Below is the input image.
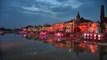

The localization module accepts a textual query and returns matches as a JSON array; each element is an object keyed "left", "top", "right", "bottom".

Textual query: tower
[
  {"left": 76, "top": 12, "right": 81, "bottom": 24},
  {"left": 76, "top": 12, "right": 80, "bottom": 20},
  {"left": 100, "top": 5, "right": 105, "bottom": 23}
]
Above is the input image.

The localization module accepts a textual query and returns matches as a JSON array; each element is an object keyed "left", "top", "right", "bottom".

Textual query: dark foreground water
[{"left": 0, "top": 34, "right": 107, "bottom": 60}]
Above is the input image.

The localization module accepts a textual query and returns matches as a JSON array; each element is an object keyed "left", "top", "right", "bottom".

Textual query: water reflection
[
  {"left": 0, "top": 33, "right": 107, "bottom": 60},
  {"left": 19, "top": 33, "right": 107, "bottom": 60}
]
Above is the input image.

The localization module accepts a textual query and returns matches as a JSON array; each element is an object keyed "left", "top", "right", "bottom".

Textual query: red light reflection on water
[
  {"left": 79, "top": 43, "right": 87, "bottom": 50},
  {"left": 89, "top": 44, "right": 96, "bottom": 54}
]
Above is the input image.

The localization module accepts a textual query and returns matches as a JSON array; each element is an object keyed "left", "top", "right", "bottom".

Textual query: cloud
[
  {"left": 62, "top": 0, "right": 82, "bottom": 8},
  {"left": 57, "top": 0, "right": 67, "bottom": 2},
  {"left": 8, "top": 0, "right": 83, "bottom": 17},
  {"left": 22, "top": 5, "right": 39, "bottom": 11},
  {"left": 20, "top": 0, "right": 82, "bottom": 18},
  {"left": 36, "top": 0, "right": 82, "bottom": 8},
  {"left": 36, "top": 0, "right": 61, "bottom": 5},
  {"left": 1, "top": 0, "right": 107, "bottom": 28},
  {"left": 21, "top": 5, "right": 56, "bottom": 15}
]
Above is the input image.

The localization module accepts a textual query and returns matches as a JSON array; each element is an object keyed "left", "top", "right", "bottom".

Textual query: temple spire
[
  {"left": 76, "top": 12, "right": 80, "bottom": 20},
  {"left": 76, "top": 12, "right": 80, "bottom": 19}
]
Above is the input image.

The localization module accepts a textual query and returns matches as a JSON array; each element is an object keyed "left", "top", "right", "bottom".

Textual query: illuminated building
[
  {"left": 88, "top": 23, "right": 101, "bottom": 33},
  {"left": 52, "top": 23, "right": 65, "bottom": 32},
  {"left": 47, "top": 27, "right": 54, "bottom": 32},
  {"left": 65, "top": 22, "right": 74, "bottom": 33},
  {"left": 78, "top": 22, "right": 91, "bottom": 32},
  {"left": 73, "top": 12, "right": 92, "bottom": 33}
]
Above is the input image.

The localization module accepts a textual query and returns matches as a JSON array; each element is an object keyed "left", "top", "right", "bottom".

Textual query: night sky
[{"left": 0, "top": 0, "right": 107, "bottom": 28}]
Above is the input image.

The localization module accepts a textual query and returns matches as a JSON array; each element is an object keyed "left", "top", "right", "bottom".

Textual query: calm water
[{"left": 0, "top": 34, "right": 107, "bottom": 60}]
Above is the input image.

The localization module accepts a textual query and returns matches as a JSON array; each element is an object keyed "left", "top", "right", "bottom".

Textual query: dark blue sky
[{"left": 0, "top": 0, "right": 107, "bottom": 28}]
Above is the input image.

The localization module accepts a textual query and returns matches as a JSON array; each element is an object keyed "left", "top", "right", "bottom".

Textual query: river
[{"left": 0, "top": 34, "right": 107, "bottom": 60}]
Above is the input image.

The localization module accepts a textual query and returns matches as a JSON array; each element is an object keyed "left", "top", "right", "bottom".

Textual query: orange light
[
  {"left": 89, "top": 44, "right": 96, "bottom": 54},
  {"left": 94, "top": 34, "right": 96, "bottom": 37},
  {"left": 79, "top": 43, "right": 87, "bottom": 50}
]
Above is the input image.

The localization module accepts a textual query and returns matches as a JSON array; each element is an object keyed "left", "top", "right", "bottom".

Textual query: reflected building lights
[
  {"left": 84, "top": 33, "right": 87, "bottom": 36},
  {"left": 84, "top": 36, "right": 86, "bottom": 39},
  {"left": 94, "top": 34, "right": 96, "bottom": 37},
  {"left": 94, "top": 37, "right": 96, "bottom": 40},
  {"left": 98, "top": 38, "right": 101, "bottom": 40},
  {"left": 19, "top": 31, "right": 107, "bottom": 56},
  {"left": 98, "top": 34, "right": 101, "bottom": 37},
  {"left": 90, "top": 37, "right": 93, "bottom": 39},
  {"left": 90, "top": 33, "right": 93, "bottom": 36},
  {"left": 58, "top": 38, "right": 61, "bottom": 42},
  {"left": 87, "top": 33, "right": 89, "bottom": 36},
  {"left": 87, "top": 37, "right": 89, "bottom": 39}
]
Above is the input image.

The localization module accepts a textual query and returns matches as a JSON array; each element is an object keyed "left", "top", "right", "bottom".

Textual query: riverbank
[{"left": 0, "top": 28, "right": 19, "bottom": 35}]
